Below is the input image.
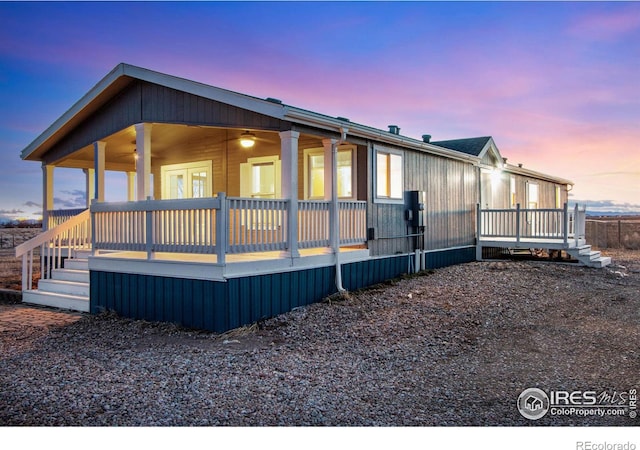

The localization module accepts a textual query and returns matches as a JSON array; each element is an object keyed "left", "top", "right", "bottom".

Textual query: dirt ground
[{"left": 0, "top": 248, "right": 638, "bottom": 426}]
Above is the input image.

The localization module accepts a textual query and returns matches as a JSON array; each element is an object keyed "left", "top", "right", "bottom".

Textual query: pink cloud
[{"left": 567, "top": 5, "right": 640, "bottom": 41}]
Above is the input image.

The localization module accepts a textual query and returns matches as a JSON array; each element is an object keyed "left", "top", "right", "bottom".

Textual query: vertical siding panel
[
  {"left": 183, "top": 279, "right": 195, "bottom": 328},
  {"left": 280, "top": 272, "right": 291, "bottom": 314},
  {"left": 189, "top": 279, "right": 202, "bottom": 330},
  {"left": 228, "top": 279, "right": 240, "bottom": 330},
  {"left": 251, "top": 276, "right": 263, "bottom": 321}
]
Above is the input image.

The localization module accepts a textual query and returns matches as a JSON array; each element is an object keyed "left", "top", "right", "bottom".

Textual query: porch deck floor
[
  {"left": 478, "top": 237, "right": 581, "bottom": 249},
  {"left": 94, "top": 246, "right": 364, "bottom": 265}
]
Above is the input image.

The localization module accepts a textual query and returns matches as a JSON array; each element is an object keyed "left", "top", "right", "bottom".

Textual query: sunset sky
[{"left": 1, "top": 1, "right": 638, "bottom": 221}]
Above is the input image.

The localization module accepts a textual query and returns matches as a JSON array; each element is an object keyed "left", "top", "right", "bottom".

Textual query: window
[
  {"left": 510, "top": 176, "right": 517, "bottom": 208},
  {"left": 161, "top": 161, "right": 212, "bottom": 200},
  {"left": 240, "top": 156, "right": 281, "bottom": 199},
  {"left": 375, "top": 148, "right": 403, "bottom": 201},
  {"left": 303, "top": 147, "right": 355, "bottom": 199},
  {"left": 527, "top": 183, "right": 539, "bottom": 209},
  {"left": 555, "top": 185, "right": 562, "bottom": 209}
]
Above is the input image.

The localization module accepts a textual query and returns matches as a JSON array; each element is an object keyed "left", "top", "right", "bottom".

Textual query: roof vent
[
  {"left": 337, "top": 117, "right": 350, "bottom": 122},
  {"left": 518, "top": 163, "right": 523, "bottom": 168},
  {"left": 265, "top": 97, "right": 283, "bottom": 104},
  {"left": 388, "top": 125, "right": 400, "bottom": 135},
  {"left": 422, "top": 134, "right": 431, "bottom": 143}
]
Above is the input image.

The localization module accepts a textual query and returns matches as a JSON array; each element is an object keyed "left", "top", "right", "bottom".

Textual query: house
[
  {"left": 525, "top": 395, "right": 544, "bottom": 412},
  {"left": 15, "top": 63, "right": 610, "bottom": 333}
]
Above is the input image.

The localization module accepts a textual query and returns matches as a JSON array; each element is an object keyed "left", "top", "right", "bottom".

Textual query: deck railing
[
  {"left": 46, "top": 208, "right": 87, "bottom": 230},
  {"left": 477, "top": 203, "right": 586, "bottom": 246},
  {"left": 15, "top": 209, "right": 91, "bottom": 291},
  {"left": 90, "top": 194, "right": 367, "bottom": 263},
  {"left": 227, "top": 197, "right": 288, "bottom": 253},
  {"left": 338, "top": 200, "right": 368, "bottom": 245},
  {"left": 92, "top": 197, "right": 224, "bottom": 260}
]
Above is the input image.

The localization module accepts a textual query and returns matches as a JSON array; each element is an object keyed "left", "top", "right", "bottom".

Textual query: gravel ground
[{"left": 1, "top": 250, "right": 638, "bottom": 426}]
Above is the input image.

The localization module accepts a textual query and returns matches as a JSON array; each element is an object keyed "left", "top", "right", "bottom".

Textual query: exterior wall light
[{"left": 240, "top": 131, "right": 256, "bottom": 148}]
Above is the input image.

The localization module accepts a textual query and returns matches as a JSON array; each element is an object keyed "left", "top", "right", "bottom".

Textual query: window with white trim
[
  {"left": 161, "top": 161, "right": 212, "bottom": 200},
  {"left": 240, "top": 155, "right": 281, "bottom": 199},
  {"left": 375, "top": 148, "right": 403, "bottom": 201},
  {"left": 510, "top": 176, "right": 517, "bottom": 208},
  {"left": 303, "top": 147, "right": 356, "bottom": 199}
]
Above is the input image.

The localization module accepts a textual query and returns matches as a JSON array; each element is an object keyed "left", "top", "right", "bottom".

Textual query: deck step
[
  {"left": 63, "top": 258, "right": 89, "bottom": 270},
  {"left": 38, "top": 279, "right": 89, "bottom": 297},
  {"left": 51, "top": 268, "right": 90, "bottom": 283},
  {"left": 590, "top": 256, "right": 612, "bottom": 269},
  {"left": 566, "top": 246, "right": 611, "bottom": 268},
  {"left": 22, "top": 290, "right": 89, "bottom": 313},
  {"left": 74, "top": 250, "right": 92, "bottom": 259}
]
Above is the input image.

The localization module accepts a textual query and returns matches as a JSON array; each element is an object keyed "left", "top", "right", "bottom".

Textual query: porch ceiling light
[{"left": 240, "top": 131, "right": 256, "bottom": 148}]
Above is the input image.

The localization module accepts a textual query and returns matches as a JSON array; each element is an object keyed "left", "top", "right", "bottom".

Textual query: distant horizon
[{"left": 1, "top": 2, "right": 638, "bottom": 221}]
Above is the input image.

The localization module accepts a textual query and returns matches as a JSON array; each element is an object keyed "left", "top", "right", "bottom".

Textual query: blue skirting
[{"left": 91, "top": 247, "right": 474, "bottom": 332}]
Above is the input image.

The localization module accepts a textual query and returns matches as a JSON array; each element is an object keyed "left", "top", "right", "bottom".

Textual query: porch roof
[{"left": 20, "top": 63, "right": 481, "bottom": 165}]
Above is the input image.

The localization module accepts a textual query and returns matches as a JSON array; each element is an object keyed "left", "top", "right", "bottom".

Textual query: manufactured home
[{"left": 16, "top": 64, "right": 609, "bottom": 332}]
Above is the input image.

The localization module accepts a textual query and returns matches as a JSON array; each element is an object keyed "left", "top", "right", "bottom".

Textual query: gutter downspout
[{"left": 332, "top": 126, "right": 348, "bottom": 293}]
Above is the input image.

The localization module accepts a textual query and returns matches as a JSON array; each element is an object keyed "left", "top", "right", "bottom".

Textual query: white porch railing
[
  {"left": 338, "top": 201, "right": 367, "bottom": 245},
  {"left": 46, "top": 208, "right": 87, "bottom": 229},
  {"left": 91, "top": 194, "right": 367, "bottom": 262},
  {"left": 92, "top": 197, "right": 225, "bottom": 261},
  {"left": 477, "top": 203, "right": 586, "bottom": 246},
  {"left": 297, "top": 200, "right": 367, "bottom": 248},
  {"left": 15, "top": 209, "right": 91, "bottom": 291},
  {"left": 227, "top": 197, "right": 288, "bottom": 253}
]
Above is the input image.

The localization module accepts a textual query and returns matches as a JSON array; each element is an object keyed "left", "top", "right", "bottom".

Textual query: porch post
[
  {"left": 322, "top": 138, "right": 338, "bottom": 249},
  {"left": 279, "top": 130, "right": 300, "bottom": 258},
  {"left": 42, "top": 163, "right": 54, "bottom": 230},
  {"left": 94, "top": 141, "right": 106, "bottom": 202},
  {"left": 83, "top": 168, "right": 95, "bottom": 208},
  {"left": 476, "top": 203, "right": 482, "bottom": 261},
  {"left": 126, "top": 172, "right": 136, "bottom": 202},
  {"left": 135, "top": 123, "right": 152, "bottom": 201}
]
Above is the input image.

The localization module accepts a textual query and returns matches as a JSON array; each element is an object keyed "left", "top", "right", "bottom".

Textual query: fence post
[
  {"left": 215, "top": 192, "right": 227, "bottom": 266},
  {"left": 515, "top": 203, "right": 521, "bottom": 245},
  {"left": 573, "top": 203, "right": 579, "bottom": 246},
  {"left": 563, "top": 202, "right": 569, "bottom": 246},
  {"left": 475, "top": 204, "right": 482, "bottom": 260}
]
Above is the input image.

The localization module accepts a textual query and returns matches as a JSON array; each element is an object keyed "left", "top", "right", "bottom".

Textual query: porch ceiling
[{"left": 55, "top": 124, "right": 323, "bottom": 171}]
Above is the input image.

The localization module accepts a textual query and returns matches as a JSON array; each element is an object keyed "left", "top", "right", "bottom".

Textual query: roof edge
[
  {"left": 505, "top": 163, "right": 574, "bottom": 186},
  {"left": 284, "top": 107, "right": 481, "bottom": 164},
  {"left": 20, "top": 63, "right": 287, "bottom": 161},
  {"left": 20, "top": 63, "right": 128, "bottom": 160}
]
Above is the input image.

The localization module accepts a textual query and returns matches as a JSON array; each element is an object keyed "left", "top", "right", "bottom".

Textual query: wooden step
[
  {"left": 64, "top": 258, "right": 89, "bottom": 270},
  {"left": 38, "top": 279, "right": 89, "bottom": 297},
  {"left": 22, "top": 290, "right": 89, "bottom": 313},
  {"left": 590, "top": 256, "right": 612, "bottom": 268},
  {"left": 51, "top": 268, "right": 90, "bottom": 283}
]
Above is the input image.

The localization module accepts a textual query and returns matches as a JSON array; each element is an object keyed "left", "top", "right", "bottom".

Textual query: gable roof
[
  {"left": 430, "top": 136, "right": 493, "bottom": 157},
  {"left": 20, "top": 63, "right": 480, "bottom": 164}
]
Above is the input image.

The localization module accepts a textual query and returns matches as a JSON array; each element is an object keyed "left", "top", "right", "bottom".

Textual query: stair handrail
[
  {"left": 15, "top": 209, "right": 90, "bottom": 258},
  {"left": 16, "top": 209, "right": 90, "bottom": 291}
]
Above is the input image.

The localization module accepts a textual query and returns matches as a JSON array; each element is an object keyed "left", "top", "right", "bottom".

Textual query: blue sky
[{"left": 1, "top": 1, "right": 639, "bottom": 221}]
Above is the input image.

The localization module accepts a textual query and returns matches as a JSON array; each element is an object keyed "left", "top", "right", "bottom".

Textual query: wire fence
[
  {"left": 0, "top": 228, "right": 42, "bottom": 250},
  {"left": 585, "top": 220, "right": 640, "bottom": 250}
]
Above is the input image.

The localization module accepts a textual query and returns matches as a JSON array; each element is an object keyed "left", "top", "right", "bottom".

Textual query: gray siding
[{"left": 367, "top": 146, "right": 478, "bottom": 256}]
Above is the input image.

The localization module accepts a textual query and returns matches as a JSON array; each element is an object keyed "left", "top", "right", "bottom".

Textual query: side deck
[{"left": 477, "top": 203, "right": 587, "bottom": 251}]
